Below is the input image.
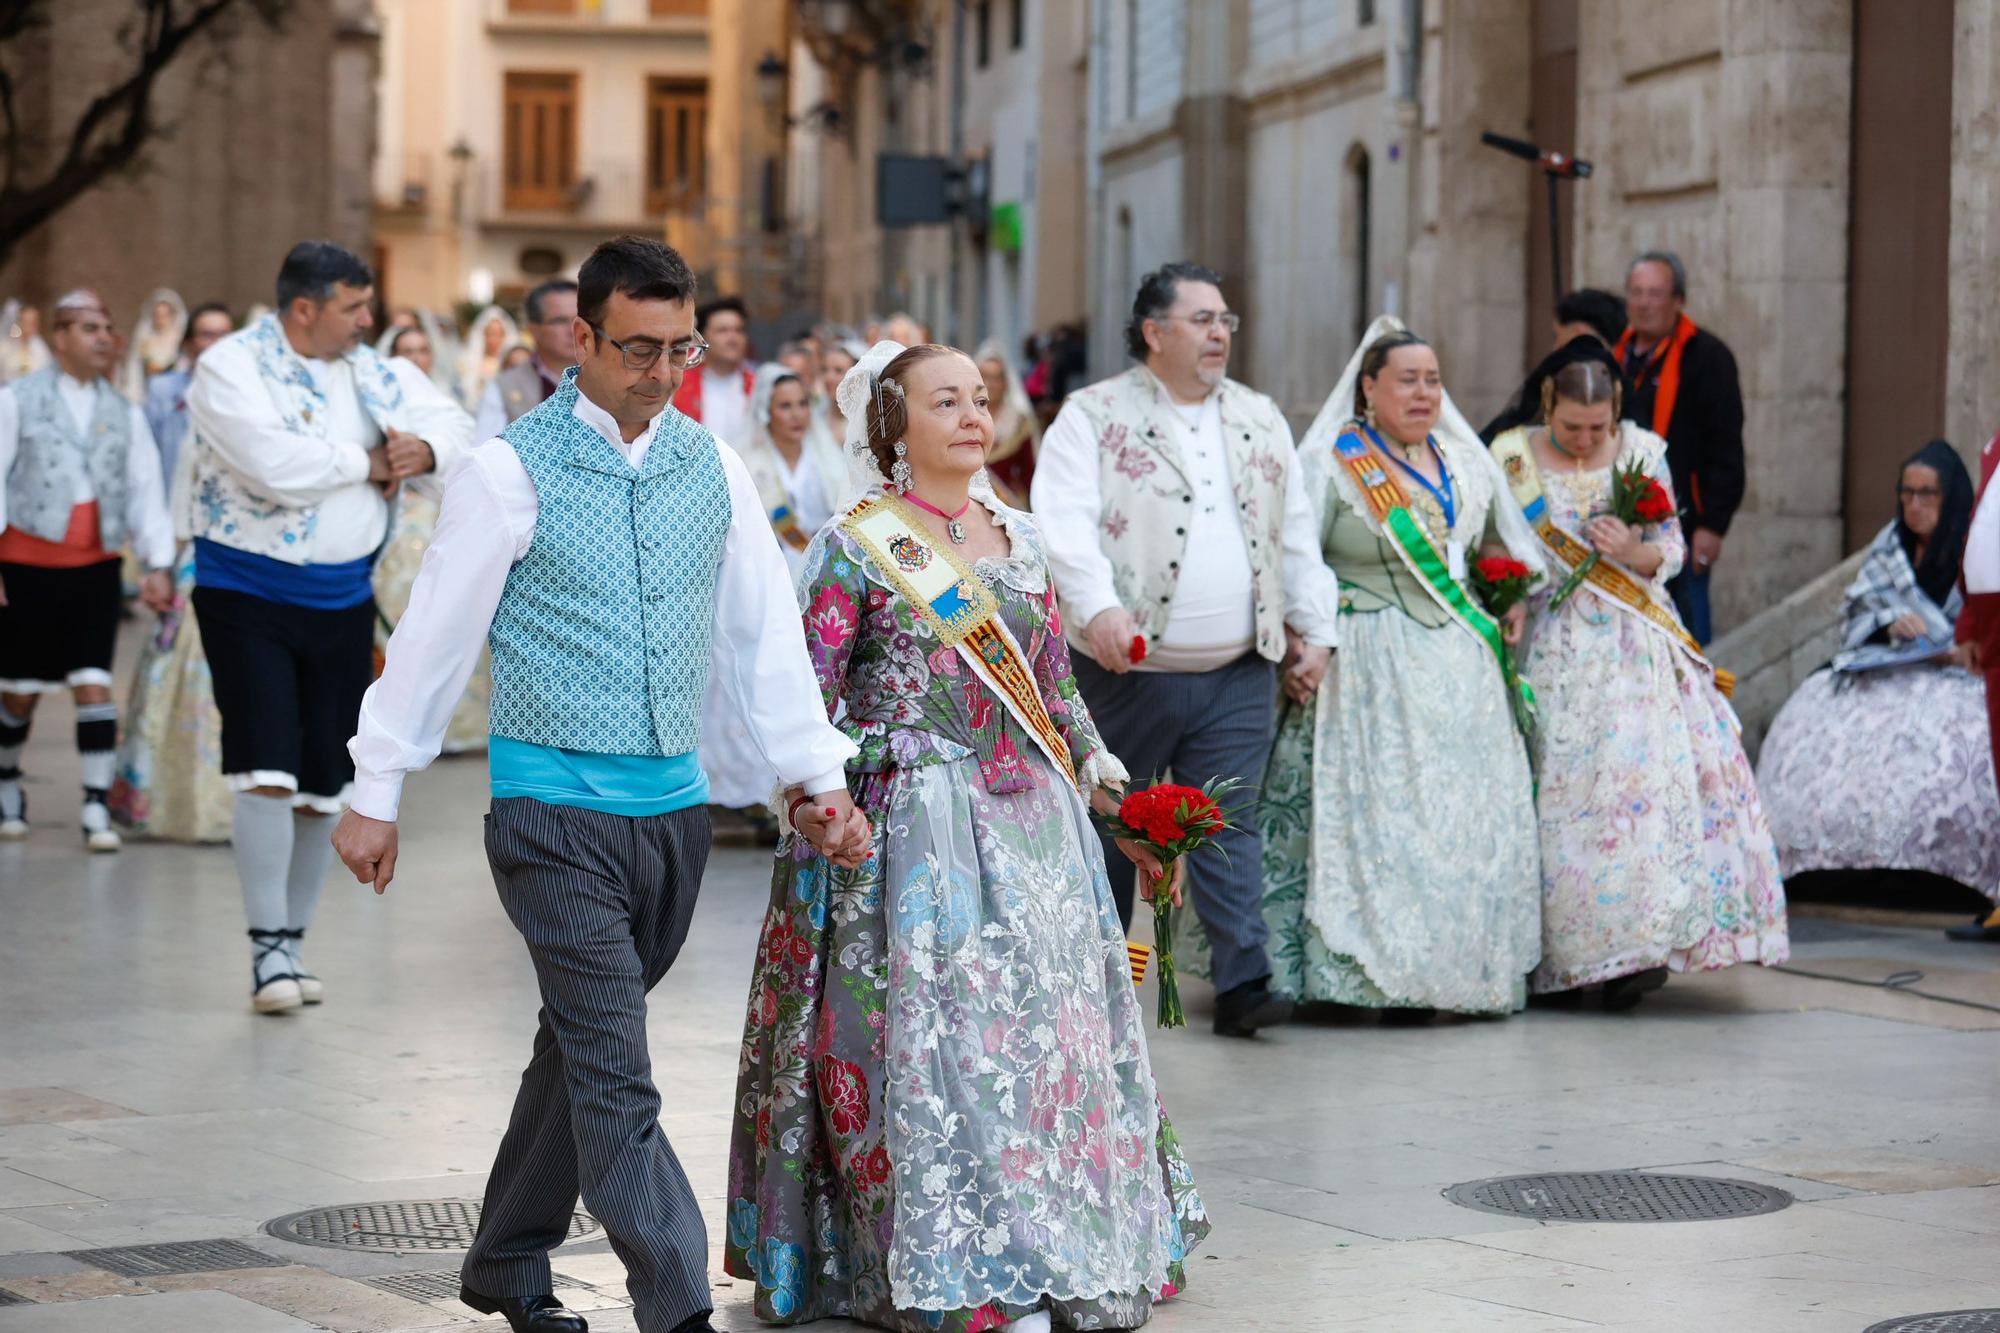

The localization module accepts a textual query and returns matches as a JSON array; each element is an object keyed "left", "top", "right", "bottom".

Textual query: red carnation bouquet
[
  {"left": 1468, "top": 554, "right": 1539, "bottom": 740},
  {"left": 1097, "top": 776, "right": 1245, "bottom": 1029},
  {"left": 1549, "top": 459, "right": 1676, "bottom": 612}
]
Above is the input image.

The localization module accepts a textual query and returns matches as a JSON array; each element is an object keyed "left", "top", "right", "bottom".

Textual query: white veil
[
  {"left": 1299, "top": 314, "right": 1546, "bottom": 576},
  {"left": 830, "top": 339, "right": 1003, "bottom": 514},
  {"left": 121, "top": 288, "right": 188, "bottom": 400}
]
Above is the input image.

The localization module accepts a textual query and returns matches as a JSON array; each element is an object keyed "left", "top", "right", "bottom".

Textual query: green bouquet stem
[
  {"left": 1546, "top": 551, "right": 1599, "bottom": 613},
  {"left": 1152, "top": 874, "right": 1186, "bottom": 1030}
]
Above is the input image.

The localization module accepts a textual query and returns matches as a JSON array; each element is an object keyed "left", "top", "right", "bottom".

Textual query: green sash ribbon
[{"left": 1381, "top": 506, "right": 1538, "bottom": 740}]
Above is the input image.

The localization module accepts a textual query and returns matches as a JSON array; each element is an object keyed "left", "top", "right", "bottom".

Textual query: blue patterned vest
[
  {"left": 487, "top": 371, "right": 732, "bottom": 756},
  {"left": 7, "top": 368, "right": 130, "bottom": 548}
]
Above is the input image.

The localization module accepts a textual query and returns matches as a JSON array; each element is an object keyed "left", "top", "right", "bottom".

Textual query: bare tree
[{"left": 0, "top": 0, "right": 292, "bottom": 273}]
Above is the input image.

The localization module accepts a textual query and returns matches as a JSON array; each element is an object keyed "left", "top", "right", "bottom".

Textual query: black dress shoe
[
  {"left": 1378, "top": 1005, "right": 1436, "bottom": 1026},
  {"left": 459, "top": 1285, "right": 589, "bottom": 1331},
  {"left": 1602, "top": 966, "right": 1669, "bottom": 1011},
  {"left": 1946, "top": 912, "right": 2000, "bottom": 942},
  {"left": 1212, "top": 979, "right": 1295, "bottom": 1037},
  {"left": 667, "top": 1313, "right": 719, "bottom": 1333}
]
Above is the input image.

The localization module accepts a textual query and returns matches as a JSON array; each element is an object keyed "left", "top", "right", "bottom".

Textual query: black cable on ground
[{"left": 1772, "top": 964, "right": 2000, "bottom": 1016}]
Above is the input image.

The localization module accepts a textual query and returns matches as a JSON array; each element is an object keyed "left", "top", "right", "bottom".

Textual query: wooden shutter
[
  {"left": 504, "top": 71, "right": 578, "bottom": 211},
  {"left": 646, "top": 77, "right": 707, "bottom": 215}
]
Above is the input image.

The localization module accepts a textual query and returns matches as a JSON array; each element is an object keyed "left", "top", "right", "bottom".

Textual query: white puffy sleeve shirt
[{"left": 347, "top": 392, "right": 857, "bottom": 821}]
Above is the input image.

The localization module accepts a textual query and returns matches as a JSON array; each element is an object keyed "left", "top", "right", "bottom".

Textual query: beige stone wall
[
  {"left": 1571, "top": 0, "right": 1852, "bottom": 638},
  {"left": 0, "top": 1, "right": 374, "bottom": 322},
  {"left": 1403, "top": 0, "right": 1533, "bottom": 429},
  {"left": 1946, "top": 0, "right": 2000, "bottom": 460}
]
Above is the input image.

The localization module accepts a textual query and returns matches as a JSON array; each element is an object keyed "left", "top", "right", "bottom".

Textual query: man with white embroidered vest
[
  {"left": 0, "top": 290, "right": 176, "bottom": 853},
  {"left": 187, "top": 241, "right": 471, "bottom": 1015},
  {"left": 335, "top": 236, "right": 863, "bottom": 1333},
  {"left": 1031, "top": 261, "right": 1342, "bottom": 1039}
]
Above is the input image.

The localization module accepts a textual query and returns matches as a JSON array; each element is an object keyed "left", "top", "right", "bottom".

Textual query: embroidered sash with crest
[
  {"left": 1332, "top": 427, "right": 1536, "bottom": 733},
  {"left": 1490, "top": 430, "right": 1735, "bottom": 698},
  {"left": 839, "top": 495, "right": 1077, "bottom": 788}
]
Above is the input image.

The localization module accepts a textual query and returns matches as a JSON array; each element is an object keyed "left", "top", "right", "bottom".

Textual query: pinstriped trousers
[{"left": 463, "top": 798, "right": 712, "bottom": 1331}]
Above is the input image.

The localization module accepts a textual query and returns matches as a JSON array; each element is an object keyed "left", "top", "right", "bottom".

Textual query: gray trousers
[
  {"left": 463, "top": 798, "right": 711, "bottom": 1332},
  {"left": 1073, "top": 652, "right": 1277, "bottom": 995}
]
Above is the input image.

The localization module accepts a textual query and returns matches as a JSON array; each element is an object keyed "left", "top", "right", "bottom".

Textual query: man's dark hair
[
  {"left": 1554, "top": 288, "right": 1627, "bottom": 345},
  {"left": 577, "top": 235, "right": 698, "bottom": 327},
  {"left": 275, "top": 241, "right": 372, "bottom": 312},
  {"left": 1629, "top": 250, "right": 1688, "bottom": 300},
  {"left": 523, "top": 278, "right": 579, "bottom": 325},
  {"left": 695, "top": 295, "right": 747, "bottom": 333},
  {"left": 184, "top": 302, "right": 233, "bottom": 339},
  {"left": 1124, "top": 261, "right": 1223, "bottom": 359}
]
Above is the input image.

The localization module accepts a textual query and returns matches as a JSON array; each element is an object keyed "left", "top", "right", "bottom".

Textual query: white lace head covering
[
  {"left": 831, "top": 339, "right": 1002, "bottom": 512},
  {"left": 1299, "top": 314, "right": 1546, "bottom": 574},
  {"left": 972, "top": 336, "right": 1036, "bottom": 451}
]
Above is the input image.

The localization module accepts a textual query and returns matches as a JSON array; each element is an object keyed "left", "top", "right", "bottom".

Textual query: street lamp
[{"left": 755, "top": 51, "right": 787, "bottom": 110}]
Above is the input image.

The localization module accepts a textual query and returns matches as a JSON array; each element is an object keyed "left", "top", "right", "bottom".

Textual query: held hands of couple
[
  {"left": 793, "top": 789, "right": 872, "bottom": 869},
  {"left": 1280, "top": 626, "right": 1333, "bottom": 706}
]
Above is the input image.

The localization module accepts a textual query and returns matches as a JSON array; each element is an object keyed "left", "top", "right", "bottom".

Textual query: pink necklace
[{"left": 901, "top": 489, "right": 971, "bottom": 545}]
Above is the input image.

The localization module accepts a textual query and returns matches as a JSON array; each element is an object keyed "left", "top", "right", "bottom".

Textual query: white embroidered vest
[
  {"left": 1059, "top": 365, "right": 1294, "bottom": 662},
  {"left": 187, "top": 315, "right": 406, "bottom": 565}
]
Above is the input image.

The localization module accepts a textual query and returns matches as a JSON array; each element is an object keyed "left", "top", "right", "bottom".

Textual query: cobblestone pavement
[{"left": 5, "top": 690, "right": 2000, "bottom": 1331}]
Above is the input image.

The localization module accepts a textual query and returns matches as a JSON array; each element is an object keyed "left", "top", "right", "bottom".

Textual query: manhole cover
[
  {"left": 1866, "top": 1314, "right": 2000, "bottom": 1333},
  {"left": 1444, "top": 1171, "right": 1793, "bottom": 1222},
  {"left": 266, "top": 1199, "right": 601, "bottom": 1253},
  {"left": 364, "top": 1271, "right": 469, "bottom": 1303},
  {"left": 66, "top": 1239, "right": 285, "bottom": 1277}
]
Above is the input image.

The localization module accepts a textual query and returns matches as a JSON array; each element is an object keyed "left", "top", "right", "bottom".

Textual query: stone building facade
[
  {"left": 372, "top": 0, "right": 792, "bottom": 320},
  {"left": 0, "top": 0, "right": 379, "bottom": 323},
  {"left": 1078, "top": 0, "right": 1996, "bottom": 637}
]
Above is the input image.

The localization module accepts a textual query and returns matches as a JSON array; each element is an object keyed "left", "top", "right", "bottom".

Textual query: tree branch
[{"left": 0, "top": 0, "right": 288, "bottom": 273}]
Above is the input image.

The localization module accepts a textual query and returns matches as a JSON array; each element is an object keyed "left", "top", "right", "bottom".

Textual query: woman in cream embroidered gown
[
  {"left": 727, "top": 342, "right": 1206, "bottom": 1332},
  {"left": 701, "top": 363, "right": 847, "bottom": 808},
  {"left": 458, "top": 305, "right": 519, "bottom": 412},
  {"left": 1497, "top": 361, "right": 1787, "bottom": 1004},
  {"left": 1246, "top": 317, "right": 1543, "bottom": 1016},
  {"left": 974, "top": 338, "right": 1039, "bottom": 507}
]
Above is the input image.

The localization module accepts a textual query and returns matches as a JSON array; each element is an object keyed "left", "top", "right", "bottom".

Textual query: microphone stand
[{"left": 1480, "top": 132, "right": 1592, "bottom": 305}]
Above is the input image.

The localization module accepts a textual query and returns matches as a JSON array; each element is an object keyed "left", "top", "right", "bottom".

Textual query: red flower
[
  {"left": 1632, "top": 478, "right": 1675, "bottom": 524},
  {"left": 852, "top": 1143, "right": 891, "bottom": 1186},
  {"left": 817, "top": 1057, "right": 870, "bottom": 1137},
  {"left": 1474, "top": 556, "right": 1530, "bottom": 583},
  {"left": 1117, "top": 784, "right": 1222, "bottom": 847},
  {"left": 1129, "top": 634, "right": 1148, "bottom": 664}
]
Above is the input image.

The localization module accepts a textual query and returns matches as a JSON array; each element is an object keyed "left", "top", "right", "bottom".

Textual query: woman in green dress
[{"left": 1255, "top": 317, "right": 1545, "bottom": 1017}]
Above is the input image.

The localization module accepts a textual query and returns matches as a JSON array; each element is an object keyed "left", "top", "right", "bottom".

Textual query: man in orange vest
[
  {"left": 1948, "top": 428, "right": 2000, "bottom": 941},
  {"left": 1616, "top": 251, "right": 1745, "bottom": 645}
]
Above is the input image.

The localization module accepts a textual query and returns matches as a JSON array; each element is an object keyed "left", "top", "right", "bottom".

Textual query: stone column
[
  {"left": 1573, "top": 0, "right": 1851, "bottom": 637},
  {"left": 1946, "top": 0, "right": 2000, "bottom": 457}
]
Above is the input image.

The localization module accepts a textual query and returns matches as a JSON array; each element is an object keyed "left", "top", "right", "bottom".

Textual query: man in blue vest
[{"left": 336, "top": 235, "right": 865, "bottom": 1333}]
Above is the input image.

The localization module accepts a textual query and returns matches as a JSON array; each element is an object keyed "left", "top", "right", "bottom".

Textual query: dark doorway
[
  {"left": 1845, "top": 0, "right": 1953, "bottom": 550},
  {"left": 1524, "top": 0, "right": 1579, "bottom": 368}
]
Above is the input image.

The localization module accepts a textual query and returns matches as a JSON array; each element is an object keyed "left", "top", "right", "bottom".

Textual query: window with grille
[
  {"left": 504, "top": 71, "right": 578, "bottom": 211},
  {"left": 647, "top": 77, "right": 708, "bottom": 215}
]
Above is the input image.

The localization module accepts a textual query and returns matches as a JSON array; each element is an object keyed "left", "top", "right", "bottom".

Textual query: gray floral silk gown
[{"left": 724, "top": 494, "right": 1208, "bottom": 1331}]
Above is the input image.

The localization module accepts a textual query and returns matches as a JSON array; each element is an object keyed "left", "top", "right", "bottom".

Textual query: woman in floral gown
[
  {"left": 1492, "top": 360, "right": 1787, "bottom": 1005},
  {"left": 726, "top": 342, "right": 1207, "bottom": 1332}
]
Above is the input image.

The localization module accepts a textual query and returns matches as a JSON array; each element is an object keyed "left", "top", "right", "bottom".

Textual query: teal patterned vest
[{"left": 487, "top": 370, "right": 731, "bottom": 756}]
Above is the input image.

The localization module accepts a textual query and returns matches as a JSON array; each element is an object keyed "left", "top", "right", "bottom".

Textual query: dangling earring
[{"left": 890, "top": 439, "right": 913, "bottom": 491}]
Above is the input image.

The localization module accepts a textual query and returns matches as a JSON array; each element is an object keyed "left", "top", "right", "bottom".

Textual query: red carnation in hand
[
  {"left": 1129, "top": 635, "right": 1148, "bottom": 665},
  {"left": 1474, "top": 556, "right": 1530, "bottom": 584},
  {"left": 1633, "top": 478, "right": 1675, "bottom": 524}
]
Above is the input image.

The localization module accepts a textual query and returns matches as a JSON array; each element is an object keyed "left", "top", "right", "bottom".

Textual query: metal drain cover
[
  {"left": 1866, "top": 1314, "right": 2000, "bottom": 1333},
  {"left": 67, "top": 1239, "right": 285, "bottom": 1277},
  {"left": 364, "top": 1271, "right": 470, "bottom": 1303},
  {"left": 1444, "top": 1171, "right": 1793, "bottom": 1222},
  {"left": 266, "top": 1199, "right": 601, "bottom": 1253}
]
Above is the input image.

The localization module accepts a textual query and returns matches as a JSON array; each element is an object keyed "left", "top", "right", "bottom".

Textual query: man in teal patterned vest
[{"left": 337, "top": 237, "right": 864, "bottom": 1333}]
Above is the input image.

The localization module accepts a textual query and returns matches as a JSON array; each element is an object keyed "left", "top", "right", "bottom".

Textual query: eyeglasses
[
  {"left": 588, "top": 324, "right": 707, "bottom": 372},
  {"left": 1160, "top": 311, "right": 1241, "bottom": 333},
  {"left": 1898, "top": 485, "right": 1943, "bottom": 502}
]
